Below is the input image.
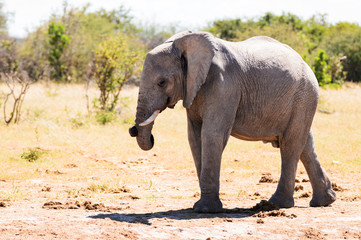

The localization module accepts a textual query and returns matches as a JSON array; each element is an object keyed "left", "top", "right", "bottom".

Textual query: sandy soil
[
  {"left": 1, "top": 161, "right": 361, "bottom": 240},
  {"left": 0, "top": 176, "right": 361, "bottom": 239},
  {"left": 1, "top": 196, "right": 361, "bottom": 239}
]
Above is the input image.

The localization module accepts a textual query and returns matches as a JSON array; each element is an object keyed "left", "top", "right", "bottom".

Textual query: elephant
[{"left": 129, "top": 31, "right": 336, "bottom": 213}]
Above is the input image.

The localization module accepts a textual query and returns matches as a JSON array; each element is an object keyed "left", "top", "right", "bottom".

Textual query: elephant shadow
[{"left": 89, "top": 204, "right": 276, "bottom": 225}]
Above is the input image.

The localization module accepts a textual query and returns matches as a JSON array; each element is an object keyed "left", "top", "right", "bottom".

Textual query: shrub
[
  {"left": 313, "top": 50, "right": 331, "bottom": 86},
  {"left": 93, "top": 34, "right": 143, "bottom": 112},
  {"left": 21, "top": 147, "right": 44, "bottom": 162},
  {"left": 95, "top": 110, "right": 117, "bottom": 125}
]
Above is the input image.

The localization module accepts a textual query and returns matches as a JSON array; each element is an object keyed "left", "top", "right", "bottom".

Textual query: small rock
[
  {"left": 41, "top": 186, "right": 51, "bottom": 192},
  {"left": 257, "top": 218, "right": 264, "bottom": 224},
  {"left": 332, "top": 183, "right": 345, "bottom": 192},
  {"left": 294, "top": 185, "right": 304, "bottom": 192},
  {"left": 299, "top": 192, "right": 311, "bottom": 198}
]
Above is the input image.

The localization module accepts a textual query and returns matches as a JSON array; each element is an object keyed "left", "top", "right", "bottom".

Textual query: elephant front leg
[
  {"left": 188, "top": 118, "right": 222, "bottom": 212},
  {"left": 193, "top": 130, "right": 230, "bottom": 213},
  {"left": 187, "top": 118, "right": 202, "bottom": 179}
]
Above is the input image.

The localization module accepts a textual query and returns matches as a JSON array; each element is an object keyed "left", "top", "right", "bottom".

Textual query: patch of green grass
[
  {"left": 144, "top": 195, "right": 156, "bottom": 201},
  {"left": 66, "top": 189, "right": 83, "bottom": 198},
  {"left": 87, "top": 183, "right": 110, "bottom": 193},
  {"left": 95, "top": 111, "right": 117, "bottom": 125},
  {"left": 69, "top": 112, "right": 87, "bottom": 128},
  {"left": 0, "top": 183, "right": 26, "bottom": 201},
  {"left": 21, "top": 147, "right": 45, "bottom": 162},
  {"left": 170, "top": 195, "right": 184, "bottom": 199},
  {"left": 45, "top": 88, "right": 59, "bottom": 97}
]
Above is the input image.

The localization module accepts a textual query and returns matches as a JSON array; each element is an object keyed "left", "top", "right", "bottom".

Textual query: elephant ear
[{"left": 174, "top": 32, "right": 217, "bottom": 108}]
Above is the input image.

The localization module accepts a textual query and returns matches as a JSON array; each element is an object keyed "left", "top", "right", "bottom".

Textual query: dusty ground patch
[{"left": 1, "top": 194, "right": 361, "bottom": 239}]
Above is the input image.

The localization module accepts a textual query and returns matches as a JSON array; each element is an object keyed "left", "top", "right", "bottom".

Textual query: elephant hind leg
[
  {"left": 270, "top": 109, "right": 313, "bottom": 208},
  {"left": 300, "top": 131, "right": 336, "bottom": 207},
  {"left": 269, "top": 140, "right": 300, "bottom": 208}
]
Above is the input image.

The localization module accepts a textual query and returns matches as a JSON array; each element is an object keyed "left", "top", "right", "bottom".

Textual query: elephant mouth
[{"left": 139, "top": 110, "right": 160, "bottom": 127}]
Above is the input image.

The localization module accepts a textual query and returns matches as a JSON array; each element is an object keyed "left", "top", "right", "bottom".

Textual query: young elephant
[{"left": 129, "top": 31, "right": 336, "bottom": 213}]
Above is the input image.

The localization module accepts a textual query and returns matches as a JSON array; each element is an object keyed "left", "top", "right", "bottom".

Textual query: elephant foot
[
  {"left": 310, "top": 188, "right": 336, "bottom": 207},
  {"left": 193, "top": 196, "right": 223, "bottom": 213},
  {"left": 269, "top": 194, "right": 294, "bottom": 208}
]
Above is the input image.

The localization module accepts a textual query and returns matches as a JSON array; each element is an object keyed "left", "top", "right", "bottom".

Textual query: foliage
[
  {"left": 19, "top": 26, "right": 50, "bottom": 81},
  {"left": 329, "top": 54, "right": 347, "bottom": 85},
  {"left": 3, "top": 7, "right": 361, "bottom": 85},
  {"left": 323, "top": 24, "right": 361, "bottom": 82},
  {"left": 0, "top": 37, "right": 18, "bottom": 73},
  {"left": 93, "top": 34, "right": 144, "bottom": 112},
  {"left": 48, "top": 21, "right": 70, "bottom": 82},
  {"left": 95, "top": 110, "right": 117, "bottom": 125},
  {"left": 312, "top": 50, "right": 346, "bottom": 88},
  {"left": 21, "top": 147, "right": 44, "bottom": 162},
  {"left": 206, "top": 12, "right": 359, "bottom": 84},
  {"left": 19, "top": 4, "right": 144, "bottom": 82},
  {"left": 208, "top": 18, "right": 245, "bottom": 40},
  {"left": 313, "top": 50, "right": 331, "bottom": 86}
]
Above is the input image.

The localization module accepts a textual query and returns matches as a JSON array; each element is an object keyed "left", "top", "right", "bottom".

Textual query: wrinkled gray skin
[{"left": 129, "top": 31, "right": 336, "bottom": 213}]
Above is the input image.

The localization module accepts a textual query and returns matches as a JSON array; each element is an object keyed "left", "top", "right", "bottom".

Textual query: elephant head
[{"left": 129, "top": 31, "right": 217, "bottom": 150}]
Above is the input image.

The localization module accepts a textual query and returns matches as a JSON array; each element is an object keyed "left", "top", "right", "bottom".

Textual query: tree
[
  {"left": 0, "top": 36, "right": 33, "bottom": 125},
  {"left": 1, "top": 72, "right": 32, "bottom": 125},
  {"left": 329, "top": 54, "right": 347, "bottom": 85},
  {"left": 20, "top": 4, "right": 142, "bottom": 83},
  {"left": 207, "top": 18, "right": 246, "bottom": 40},
  {"left": 93, "top": 34, "right": 144, "bottom": 112},
  {"left": 19, "top": 26, "right": 50, "bottom": 81},
  {"left": 324, "top": 23, "right": 361, "bottom": 82},
  {"left": 0, "top": 37, "right": 18, "bottom": 73},
  {"left": 48, "top": 21, "right": 70, "bottom": 81}
]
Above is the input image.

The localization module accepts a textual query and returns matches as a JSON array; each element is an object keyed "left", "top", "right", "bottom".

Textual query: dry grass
[{"left": 0, "top": 82, "right": 360, "bottom": 202}]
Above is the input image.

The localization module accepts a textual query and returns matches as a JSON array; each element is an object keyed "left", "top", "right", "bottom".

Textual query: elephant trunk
[
  {"left": 129, "top": 107, "right": 157, "bottom": 151},
  {"left": 136, "top": 123, "right": 155, "bottom": 151}
]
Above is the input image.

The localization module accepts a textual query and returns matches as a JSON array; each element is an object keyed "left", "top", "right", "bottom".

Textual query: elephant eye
[{"left": 157, "top": 79, "right": 166, "bottom": 88}]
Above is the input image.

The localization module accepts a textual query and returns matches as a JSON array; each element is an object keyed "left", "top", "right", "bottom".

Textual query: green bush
[
  {"left": 324, "top": 24, "right": 361, "bottom": 82},
  {"left": 95, "top": 110, "right": 117, "bottom": 125},
  {"left": 19, "top": 5, "right": 142, "bottom": 83},
  {"left": 48, "top": 21, "right": 70, "bottom": 82},
  {"left": 313, "top": 50, "right": 331, "bottom": 86},
  {"left": 21, "top": 148, "right": 44, "bottom": 162},
  {"left": 93, "top": 34, "right": 144, "bottom": 112}
]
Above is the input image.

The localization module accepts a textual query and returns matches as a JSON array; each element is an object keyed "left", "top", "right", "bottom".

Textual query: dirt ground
[{"left": 1, "top": 155, "right": 361, "bottom": 240}]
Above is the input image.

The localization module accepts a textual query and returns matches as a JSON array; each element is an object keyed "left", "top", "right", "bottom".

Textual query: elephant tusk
[{"left": 139, "top": 110, "right": 160, "bottom": 127}]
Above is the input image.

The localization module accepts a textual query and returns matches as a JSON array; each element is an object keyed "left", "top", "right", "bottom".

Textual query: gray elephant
[{"left": 129, "top": 31, "right": 336, "bottom": 213}]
